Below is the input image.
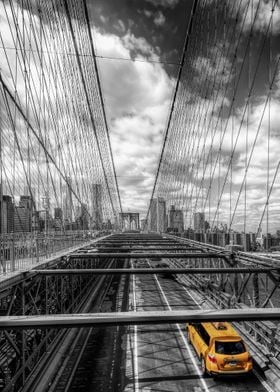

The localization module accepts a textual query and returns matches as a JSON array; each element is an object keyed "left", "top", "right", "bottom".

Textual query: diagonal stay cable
[
  {"left": 0, "top": 73, "right": 83, "bottom": 207},
  {"left": 82, "top": 0, "right": 122, "bottom": 214},
  {"left": 146, "top": 0, "right": 199, "bottom": 224},
  {"left": 229, "top": 54, "right": 280, "bottom": 230},
  {"left": 63, "top": 0, "right": 118, "bottom": 217},
  {"left": 256, "top": 159, "right": 280, "bottom": 238},
  {"left": 211, "top": 2, "right": 278, "bottom": 229}
]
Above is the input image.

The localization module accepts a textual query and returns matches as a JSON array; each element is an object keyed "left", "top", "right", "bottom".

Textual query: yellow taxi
[{"left": 186, "top": 321, "right": 253, "bottom": 376}]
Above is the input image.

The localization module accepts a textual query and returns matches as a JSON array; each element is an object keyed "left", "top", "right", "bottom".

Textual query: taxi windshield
[{"left": 215, "top": 340, "right": 246, "bottom": 355}]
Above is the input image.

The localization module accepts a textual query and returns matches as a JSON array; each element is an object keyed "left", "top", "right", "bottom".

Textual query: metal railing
[{"left": 0, "top": 231, "right": 111, "bottom": 276}]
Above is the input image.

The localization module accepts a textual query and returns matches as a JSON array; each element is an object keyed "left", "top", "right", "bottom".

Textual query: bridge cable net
[
  {"left": 148, "top": 0, "right": 280, "bottom": 250},
  {"left": 0, "top": 0, "right": 122, "bottom": 274}
]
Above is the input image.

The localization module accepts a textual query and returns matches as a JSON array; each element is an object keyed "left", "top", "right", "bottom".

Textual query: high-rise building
[
  {"left": 241, "top": 233, "right": 251, "bottom": 251},
  {"left": 14, "top": 195, "right": 33, "bottom": 232},
  {"left": 32, "top": 211, "right": 40, "bottom": 232},
  {"left": 193, "top": 212, "right": 205, "bottom": 232},
  {"left": 168, "top": 205, "right": 184, "bottom": 233},
  {"left": 63, "top": 177, "right": 73, "bottom": 224},
  {"left": 0, "top": 195, "right": 14, "bottom": 233},
  {"left": 54, "top": 207, "right": 63, "bottom": 220},
  {"left": 148, "top": 199, "right": 157, "bottom": 232},
  {"left": 14, "top": 206, "right": 31, "bottom": 232},
  {"left": 230, "top": 231, "right": 242, "bottom": 246},
  {"left": 105, "top": 219, "right": 112, "bottom": 230},
  {"left": 23, "top": 186, "right": 36, "bottom": 207},
  {"left": 54, "top": 207, "right": 63, "bottom": 231},
  {"left": 91, "top": 184, "right": 102, "bottom": 229},
  {"left": 22, "top": 189, "right": 38, "bottom": 231},
  {"left": 256, "top": 228, "right": 264, "bottom": 248},
  {"left": 249, "top": 232, "right": 257, "bottom": 250},
  {"left": 19, "top": 195, "right": 33, "bottom": 210},
  {"left": 140, "top": 218, "right": 147, "bottom": 231},
  {"left": 77, "top": 203, "right": 89, "bottom": 230},
  {"left": 148, "top": 197, "right": 166, "bottom": 233},
  {"left": 157, "top": 198, "right": 166, "bottom": 232}
]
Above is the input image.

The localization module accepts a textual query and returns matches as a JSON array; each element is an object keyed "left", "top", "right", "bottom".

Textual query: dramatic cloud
[
  {"left": 142, "top": 9, "right": 166, "bottom": 27},
  {"left": 93, "top": 29, "right": 175, "bottom": 214},
  {"left": 154, "top": 11, "right": 166, "bottom": 26},
  {"left": 243, "top": 0, "right": 280, "bottom": 34}
]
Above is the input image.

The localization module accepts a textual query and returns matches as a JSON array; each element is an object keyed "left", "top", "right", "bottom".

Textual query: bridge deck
[{"left": 1, "top": 233, "right": 279, "bottom": 392}]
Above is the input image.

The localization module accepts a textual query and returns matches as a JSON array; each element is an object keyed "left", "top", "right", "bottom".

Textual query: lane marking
[
  {"left": 148, "top": 261, "right": 210, "bottom": 392},
  {"left": 180, "top": 279, "right": 275, "bottom": 392},
  {"left": 132, "top": 260, "right": 139, "bottom": 392}
]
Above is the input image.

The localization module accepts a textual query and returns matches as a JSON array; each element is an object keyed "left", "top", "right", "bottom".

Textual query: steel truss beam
[
  {"left": 91, "top": 247, "right": 201, "bottom": 251},
  {"left": 96, "top": 241, "right": 176, "bottom": 243},
  {"left": 164, "top": 233, "right": 280, "bottom": 267},
  {"left": 97, "top": 237, "right": 171, "bottom": 239},
  {"left": 69, "top": 252, "right": 225, "bottom": 259},
  {"left": 95, "top": 242, "right": 182, "bottom": 245},
  {"left": 1, "top": 308, "right": 280, "bottom": 329},
  {"left": 0, "top": 257, "right": 111, "bottom": 390},
  {"left": 31, "top": 267, "right": 280, "bottom": 275}
]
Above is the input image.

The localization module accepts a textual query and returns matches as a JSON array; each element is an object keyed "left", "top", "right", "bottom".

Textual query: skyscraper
[
  {"left": 0, "top": 195, "right": 14, "bottom": 233},
  {"left": 14, "top": 206, "right": 31, "bottom": 232},
  {"left": 22, "top": 189, "right": 38, "bottom": 231},
  {"left": 140, "top": 218, "right": 147, "bottom": 231},
  {"left": 77, "top": 203, "right": 89, "bottom": 230},
  {"left": 148, "top": 197, "right": 166, "bottom": 233},
  {"left": 63, "top": 177, "right": 73, "bottom": 224},
  {"left": 54, "top": 207, "right": 63, "bottom": 220},
  {"left": 54, "top": 207, "right": 63, "bottom": 230},
  {"left": 13, "top": 195, "right": 33, "bottom": 232},
  {"left": 148, "top": 198, "right": 157, "bottom": 232},
  {"left": 91, "top": 184, "right": 102, "bottom": 229},
  {"left": 168, "top": 205, "right": 184, "bottom": 233},
  {"left": 157, "top": 197, "right": 166, "bottom": 232},
  {"left": 19, "top": 195, "right": 33, "bottom": 210},
  {"left": 193, "top": 212, "right": 205, "bottom": 232},
  {"left": 23, "top": 186, "right": 36, "bottom": 207}
]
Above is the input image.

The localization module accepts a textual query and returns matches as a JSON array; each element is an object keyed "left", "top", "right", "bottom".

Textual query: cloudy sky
[
  {"left": 153, "top": 0, "right": 280, "bottom": 233},
  {"left": 86, "top": 0, "right": 280, "bottom": 233},
  {"left": 1, "top": 0, "right": 280, "bottom": 233},
  {"left": 87, "top": 0, "right": 193, "bottom": 215}
]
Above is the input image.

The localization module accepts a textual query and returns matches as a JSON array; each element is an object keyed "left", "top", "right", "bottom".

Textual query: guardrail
[
  {"left": 0, "top": 231, "right": 112, "bottom": 276},
  {"left": 164, "top": 233, "right": 280, "bottom": 267}
]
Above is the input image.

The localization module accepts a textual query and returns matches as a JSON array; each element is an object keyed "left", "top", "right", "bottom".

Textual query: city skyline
[
  {"left": 146, "top": 196, "right": 280, "bottom": 251},
  {"left": 0, "top": 187, "right": 112, "bottom": 234},
  {"left": 2, "top": 186, "right": 279, "bottom": 241}
]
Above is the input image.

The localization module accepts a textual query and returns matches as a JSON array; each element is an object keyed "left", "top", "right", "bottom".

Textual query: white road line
[
  {"left": 148, "top": 261, "right": 210, "bottom": 392},
  {"left": 180, "top": 281, "right": 275, "bottom": 392},
  {"left": 132, "top": 260, "right": 139, "bottom": 392}
]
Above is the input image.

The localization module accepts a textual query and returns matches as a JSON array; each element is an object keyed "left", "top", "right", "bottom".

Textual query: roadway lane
[{"left": 124, "top": 259, "right": 273, "bottom": 392}]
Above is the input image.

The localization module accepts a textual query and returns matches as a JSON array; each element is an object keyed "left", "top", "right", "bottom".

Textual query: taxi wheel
[{"left": 201, "top": 357, "right": 207, "bottom": 375}]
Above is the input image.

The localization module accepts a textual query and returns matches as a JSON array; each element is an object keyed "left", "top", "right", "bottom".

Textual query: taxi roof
[{"left": 201, "top": 322, "right": 241, "bottom": 339}]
